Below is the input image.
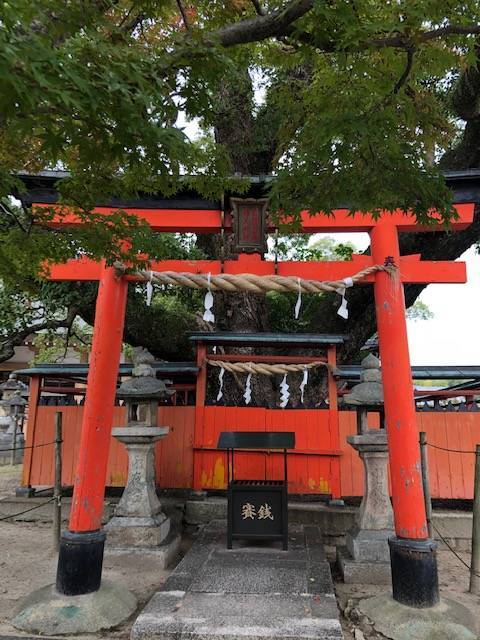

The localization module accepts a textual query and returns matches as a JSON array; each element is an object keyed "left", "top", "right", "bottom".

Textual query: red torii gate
[{"left": 41, "top": 198, "right": 474, "bottom": 607}]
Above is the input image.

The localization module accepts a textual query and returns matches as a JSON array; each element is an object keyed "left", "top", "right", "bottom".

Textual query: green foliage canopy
[
  {"left": 0, "top": 1, "right": 479, "bottom": 274},
  {"left": 0, "top": 0, "right": 478, "bottom": 365}
]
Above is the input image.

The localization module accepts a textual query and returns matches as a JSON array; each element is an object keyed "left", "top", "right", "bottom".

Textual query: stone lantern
[
  {"left": 106, "top": 348, "right": 175, "bottom": 549},
  {"left": 337, "top": 354, "right": 394, "bottom": 583},
  {"left": 0, "top": 375, "right": 27, "bottom": 465},
  {"left": 0, "top": 374, "right": 28, "bottom": 433}
]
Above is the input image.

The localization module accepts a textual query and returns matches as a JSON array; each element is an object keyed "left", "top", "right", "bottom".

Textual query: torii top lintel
[
  {"left": 34, "top": 202, "right": 474, "bottom": 234},
  {"left": 40, "top": 201, "right": 475, "bottom": 286}
]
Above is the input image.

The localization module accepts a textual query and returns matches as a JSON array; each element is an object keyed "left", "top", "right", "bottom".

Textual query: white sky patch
[
  {"left": 175, "top": 110, "right": 202, "bottom": 141},
  {"left": 313, "top": 234, "right": 480, "bottom": 366},
  {"left": 407, "top": 246, "right": 480, "bottom": 366}
]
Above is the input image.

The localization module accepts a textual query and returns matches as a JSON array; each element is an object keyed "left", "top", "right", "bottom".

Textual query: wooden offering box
[{"left": 217, "top": 431, "right": 295, "bottom": 550}]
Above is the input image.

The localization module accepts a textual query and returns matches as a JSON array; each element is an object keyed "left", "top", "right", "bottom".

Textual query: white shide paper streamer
[
  {"left": 243, "top": 373, "right": 252, "bottom": 405},
  {"left": 216, "top": 367, "right": 225, "bottom": 402},
  {"left": 299, "top": 367, "right": 309, "bottom": 404},
  {"left": 337, "top": 276, "right": 354, "bottom": 319},
  {"left": 203, "top": 272, "right": 215, "bottom": 323},
  {"left": 146, "top": 270, "right": 154, "bottom": 307},
  {"left": 294, "top": 277, "right": 302, "bottom": 320},
  {"left": 279, "top": 373, "right": 290, "bottom": 408}
]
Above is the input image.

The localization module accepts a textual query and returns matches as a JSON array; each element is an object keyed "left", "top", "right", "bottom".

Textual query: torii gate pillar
[
  {"left": 371, "top": 223, "right": 438, "bottom": 607},
  {"left": 56, "top": 264, "right": 128, "bottom": 595}
]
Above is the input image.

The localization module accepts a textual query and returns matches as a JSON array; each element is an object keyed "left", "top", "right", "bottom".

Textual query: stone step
[
  {"left": 131, "top": 522, "right": 343, "bottom": 640},
  {"left": 131, "top": 591, "right": 342, "bottom": 640}
]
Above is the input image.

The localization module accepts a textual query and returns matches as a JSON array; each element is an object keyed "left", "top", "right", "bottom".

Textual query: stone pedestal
[
  {"left": 106, "top": 426, "right": 171, "bottom": 548},
  {"left": 0, "top": 419, "right": 24, "bottom": 465},
  {"left": 338, "top": 429, "right": 394, "bottom": 583}
]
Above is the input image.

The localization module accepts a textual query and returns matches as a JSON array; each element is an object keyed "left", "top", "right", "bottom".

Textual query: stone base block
[
  {"left": 337, "top": 546, "right": 391, "bottom": 584},
  {"left": 11, "top": 579, "right": 137, "bottom": 635},
  {"left": 0, "top": 434, "right": 23, "bottom": 465},
  {"left": 359, "top": 593, "right": 477, "bottom": 640},
  {"left": 346, "top": 527, "right": 393, "bottom": 563},
  {"left": 105, "top": 513, "right": 170, "bottom": 547},
  {"left": 105, "top": 533, "right": 181, "bottom": 569}
]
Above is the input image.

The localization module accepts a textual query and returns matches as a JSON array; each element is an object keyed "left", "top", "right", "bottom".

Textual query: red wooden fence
[
  {"left": 23, "top": 405, "right": 480, "bottom": 499},
  {"left": 25, "top": 406, "right": 194, "bottom": 489},
  {"left": 193, "top": 406, "right": 341, "bottom": 496}
]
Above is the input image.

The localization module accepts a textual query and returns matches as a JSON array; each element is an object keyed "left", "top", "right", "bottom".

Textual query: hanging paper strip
[
  {"left": 299, "top": 367, "right": 309, "bottom": 404},
  {"left": 203, "top": 272, "right": 215, "bottom": 323},
  {"left": 294, "top": 277, "right": 302, "bottom": 320},
  {"left": 146, "top": 271, "right": 154, "bottom": 307},
  {"left": 337, "top": 276, "right": 354, "bottom": 319},
  {"left": 279, "top": 373, "right": 290, "bottom": 408},
  {"left": 216, "top": 367, "right": 225, "bottom": 402},
  {"left": 243, "top": 373, "right": 252, "bottom": 405}
]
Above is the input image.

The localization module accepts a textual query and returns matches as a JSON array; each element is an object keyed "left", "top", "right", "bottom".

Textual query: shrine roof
[
  {"left": 336, "top": 364, "right": 480, "bottom": 382},
  {"left": 188, "top": 332, "right": 346, "bottom": 347},
  {"left": 13, "top": 362, "right": 199, "bottom": 378},
  {"left": 15, "top": 169, "right": 480, "bottom": 207}
]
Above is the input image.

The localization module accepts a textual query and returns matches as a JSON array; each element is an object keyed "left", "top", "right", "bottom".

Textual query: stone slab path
[{"left": 131, "top": 521, "right": 343, "bottom": 640}]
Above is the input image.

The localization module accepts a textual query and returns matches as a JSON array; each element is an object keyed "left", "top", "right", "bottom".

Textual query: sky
[{"left": 321, "top": 233, "right": 480, "bottom": 366}]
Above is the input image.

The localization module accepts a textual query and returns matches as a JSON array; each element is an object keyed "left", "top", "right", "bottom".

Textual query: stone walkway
[{"left": 131, "top": 521, "right": 343, "bottom": 640}]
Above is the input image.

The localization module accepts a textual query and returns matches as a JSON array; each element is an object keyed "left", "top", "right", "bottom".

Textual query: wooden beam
[
  {"left": 46, "top": 252, "right": 467, "bottom": 284},
  {"left": 207, "top": 354, "right": 328, "bottom": 364},
  {"left": 33, "top": 202, "right": 475, "bottom": 234},
  {"left": 296, "top": 203, "right": 474, "bottom": 232}
]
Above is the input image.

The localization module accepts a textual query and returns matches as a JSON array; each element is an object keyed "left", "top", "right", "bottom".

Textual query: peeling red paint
[{"left": 372, "top": 223, "right": 428, "bottom": 540}]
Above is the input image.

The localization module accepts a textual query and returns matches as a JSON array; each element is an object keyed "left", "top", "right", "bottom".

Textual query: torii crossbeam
[{"left": 37, "top": 194, "right": 474, "bottom": 608}]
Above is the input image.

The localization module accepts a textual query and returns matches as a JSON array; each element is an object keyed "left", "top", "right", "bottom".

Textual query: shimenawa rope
[
  {"left": 206, "top": 360, "right": 329, "bottom": 376},
  {"left": 132, "top": 263, "right": 393, "bottom": 295}
]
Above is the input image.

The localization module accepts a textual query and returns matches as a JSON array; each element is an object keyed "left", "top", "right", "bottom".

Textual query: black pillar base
[
  {"left": 389, "top": 536, "right": 439, "bottom": 608},
  {"left": 56, "top": 530, "right": 106, "bottom": 596},
  {"left": 15, "top": 485, "right": 36, "bottom": 498}
]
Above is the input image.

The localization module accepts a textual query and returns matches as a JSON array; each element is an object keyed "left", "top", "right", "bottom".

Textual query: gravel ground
[
  {"left": 0, "top": 466, "right": 478, "bottom": 639},
  {"left": 0, "top": 466, "right": 191, "bottom": 639}
]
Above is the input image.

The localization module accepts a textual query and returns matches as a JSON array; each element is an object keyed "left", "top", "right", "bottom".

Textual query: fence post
[
  {"left": 419, "top": 431, "right": 433, "bottom": 538},
  {"left": 53, "top": 411, "right": 63, "bottom": 553},
  {"left": 469, "top": 444, "right": 480, "bottom": 595}
]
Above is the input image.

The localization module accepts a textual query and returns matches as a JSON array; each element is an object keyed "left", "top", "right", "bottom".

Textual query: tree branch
[
  {"left": 213, "top": 0, "right": 314, "bottom": 47},
  {"left": 207, "top": 5, "right": 480, "bottom": 53},
  {"left": 393, "top": 47, "right": 414, "bottom": 94},
  {"left": 0, "top": 306, "right": 79, "bottom": 363},
  {"left": 369, "top": 24, "right": 480, "bottom": 49},
  {"left": 176, "top": 0, "right": 191, "bottom": 31},
  {"left": 250, "top": 0, "right": 266, "bottom": 16}
]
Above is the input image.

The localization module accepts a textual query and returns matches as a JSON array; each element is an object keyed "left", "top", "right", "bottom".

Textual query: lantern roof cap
[
  {"left": 116, "top": 376, "right": 173, "bottom": 400},
  {"left": 5, "top": 390, "right": 27, "bottom": 406},
  {"left": 116, "top": 347, "right": 174, "bottom": 400},
  {"left": 343, "top": 354, "right": 384, "bottom": 406},
  {"left": 0, "top": 373, "right": 28, "bottom": 392}
]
